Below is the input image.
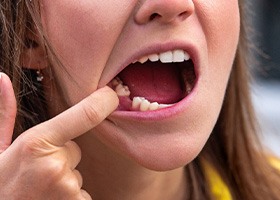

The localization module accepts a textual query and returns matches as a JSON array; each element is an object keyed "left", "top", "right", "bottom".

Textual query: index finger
[{"left": 28, "top": 86, "right": 119, "bottom": 146}]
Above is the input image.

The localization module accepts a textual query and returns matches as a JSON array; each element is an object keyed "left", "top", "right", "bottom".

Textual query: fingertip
[
  {"left": 98, "top": 85, "right": 117, "bottom": 96},
  {"left": 97, "top": 86, "right": 119, "bottom": 109}
]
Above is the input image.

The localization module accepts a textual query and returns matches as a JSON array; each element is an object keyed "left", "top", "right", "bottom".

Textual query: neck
[{"left": 76, "top": 134, "right": 188, "bottom": 200}]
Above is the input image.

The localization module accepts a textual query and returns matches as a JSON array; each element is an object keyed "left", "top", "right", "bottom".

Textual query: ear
[{"left": 21, "top": 29, "right": 48, "bottom": 70}]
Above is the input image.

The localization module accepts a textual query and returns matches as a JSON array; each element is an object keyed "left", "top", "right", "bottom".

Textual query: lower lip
[{"left": 111, "top": 81, "right": 198, "bottom": 121}]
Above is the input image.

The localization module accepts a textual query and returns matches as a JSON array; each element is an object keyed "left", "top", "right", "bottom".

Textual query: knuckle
[
  {"left": 19, "top": 133, "right": 54, "bottom": 158},
  {"left": 62, "top": 177, "right": 80, "bottom": 194},
  {"left": 54, "top": 173, "right": 82, "bottom": 199},
  {"left": 43, "top": 158, "right": 68, "bottom": 182},
  {"left": 81, "top": 189, "right": 92, "bottom": 200},
  {"left": 82, "top": 101, "right": 104, "bottom": 125},
  {"left": 73, "top": 169, "right": 83, "bottom": 188},
  {"left": 66, "top": 141, "right": 81, "bottom": 153},
  {"left": 65, "top": 141, "right": 82, "bottom": 159}
]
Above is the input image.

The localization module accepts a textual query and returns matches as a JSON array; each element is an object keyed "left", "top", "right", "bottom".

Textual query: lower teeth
[
  {"left": 132, "top": 97, "right": 174, "bottom": 112},
  {"left": 109, "top": 74, "right": 192, "bottom": 112}
]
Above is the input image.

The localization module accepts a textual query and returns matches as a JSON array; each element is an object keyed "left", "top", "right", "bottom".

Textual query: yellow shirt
[
  {"left": 270, "top": 157, "right": 280, "bottom": 171},
  {"left": 204, "top": 157, "right": 280, "bottom": 200},
  {"left": 203, "top": 161, "right": 232, "bottom": 200}
]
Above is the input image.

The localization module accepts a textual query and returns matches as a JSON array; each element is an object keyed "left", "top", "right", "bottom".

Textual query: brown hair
[
  {"left": 0, "top": 0, "right": 48, "bottom": 136},
  {"left": 1, "top": 0, "right": 280, "bottom": 199}
]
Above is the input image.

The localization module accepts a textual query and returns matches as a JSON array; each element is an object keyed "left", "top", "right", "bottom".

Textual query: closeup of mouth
[{"left": 107, "top": 49, "right": 197, "bottom": 112}]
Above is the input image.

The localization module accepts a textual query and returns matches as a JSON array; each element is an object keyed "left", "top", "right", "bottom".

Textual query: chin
[{"left": 92, "top": 109, "right": 215, "bottom": 171}]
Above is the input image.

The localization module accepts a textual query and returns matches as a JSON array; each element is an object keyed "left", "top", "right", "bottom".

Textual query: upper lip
[{"left": 98, "top": 40, "right": 200, "bottom": 88}]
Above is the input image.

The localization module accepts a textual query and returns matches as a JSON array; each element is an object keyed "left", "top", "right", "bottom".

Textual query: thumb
[{"left": 0, "top": 73, "right": 17, "bottom": 153}]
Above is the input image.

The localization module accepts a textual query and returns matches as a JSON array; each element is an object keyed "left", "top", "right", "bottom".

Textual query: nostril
[
  {"left": 135, "top": 0, "right": 194, "bottom": 25},
  {"left": 150, "top": 13, "right": 160, "bottom": 21},
  {"left": 178, "top": 11, "right": 189, "bottom": 20},
  {"left": 149, "top": 11, "right": 187, "bottom": 22},
  {"left": 179, "top": 11, "right": 187, "bottom": 17}
]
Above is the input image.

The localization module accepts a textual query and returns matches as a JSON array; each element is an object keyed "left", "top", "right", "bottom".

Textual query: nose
[{"left": 135, "top": 0, "right": 194, "bottom": 25}]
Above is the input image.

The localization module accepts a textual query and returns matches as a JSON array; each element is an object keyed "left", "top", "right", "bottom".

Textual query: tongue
[{"left": 119, "top": 61, "right": 183, "bottom": 104}]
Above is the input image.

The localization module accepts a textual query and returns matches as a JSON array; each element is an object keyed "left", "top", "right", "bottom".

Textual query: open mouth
[{"left": 107, "top": 49, "right": 197, "bottom": 112}]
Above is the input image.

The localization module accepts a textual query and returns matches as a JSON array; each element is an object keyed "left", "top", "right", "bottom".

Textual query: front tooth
[
  {"left": 173, "top": 50, "right": 185, "bottom": 62},
  {"left": 138, "top": 56, "right": 149, "bottom": 64},
  {"left": 184, "top": 52, "right": 190, "bottom": 60},
  {"left": 159, "top": 51, "right": 173, "bottom": 63},
  {"left": 148, "top": 54, "right": 159, "bottom": 62},
  {"left": 132, "top": 97, "right": 143, "bottom": 110},
  {"left": 139, "top": 99, "right": 150, "bottom": 111}
]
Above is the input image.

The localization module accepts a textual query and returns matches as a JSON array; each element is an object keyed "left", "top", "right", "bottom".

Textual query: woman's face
[{"left": 40, "top": 0, "right": 240, "bottom": 170}]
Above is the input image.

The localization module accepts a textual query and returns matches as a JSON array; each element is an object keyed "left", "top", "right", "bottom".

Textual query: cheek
[
  {"left": 39, "top": 0, "right": 136, "bottom": 60},
  {"left": 196, "top": 0, "right": 240, "bottom": 63},
  {"left": 40, "top": 1, "right": 134, "bottom": 103},
  {"left": 40, "top": 1, "right": 131, "bottom": 67},
  {"left": 196, "top": 0, "right": 240, "bottom": 95},
  {"left": 41, "top": 1, "right": 115, "bottom": 62},
  {"left": 193, "top": 1, "right": 240, "bottom": 137}
]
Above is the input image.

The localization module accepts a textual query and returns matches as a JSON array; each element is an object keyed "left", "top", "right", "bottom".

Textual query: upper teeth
[{"left": 135, "top": 49, "right": 190, "bottom": 64}]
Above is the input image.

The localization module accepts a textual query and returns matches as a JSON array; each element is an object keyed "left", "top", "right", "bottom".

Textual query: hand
[{"left": 0, "top": 72, "right": 119, "bottom": 200}]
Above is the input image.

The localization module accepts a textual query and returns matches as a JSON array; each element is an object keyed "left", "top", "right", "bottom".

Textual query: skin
[{"left": 0, "top": 0, "right": 240, "bottom": 199}]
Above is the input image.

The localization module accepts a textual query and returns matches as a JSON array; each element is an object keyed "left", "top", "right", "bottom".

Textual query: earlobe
[{"left": 21, "top": 31, "right": 48, "bottom": 70}]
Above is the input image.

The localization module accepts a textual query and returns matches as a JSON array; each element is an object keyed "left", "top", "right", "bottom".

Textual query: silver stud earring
[{"left": 36, "top": 70, "right": 44, "bottom": 82}]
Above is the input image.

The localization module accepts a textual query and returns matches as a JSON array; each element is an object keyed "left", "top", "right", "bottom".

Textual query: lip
[
  {"left": 110, "top": 82, "right": 198, "bottom": 121},
  {"left": 99, "top": 41, "right": 201, "bottom": 120}
]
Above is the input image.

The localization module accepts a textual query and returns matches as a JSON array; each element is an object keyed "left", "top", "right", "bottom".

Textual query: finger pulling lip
[{"left": 99, "top": 41, "right": 201, "bottom": 120}]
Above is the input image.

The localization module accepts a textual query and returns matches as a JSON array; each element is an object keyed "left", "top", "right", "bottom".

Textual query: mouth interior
[{"left": 109, "top": 60, "right": 196, "bottom": 110}]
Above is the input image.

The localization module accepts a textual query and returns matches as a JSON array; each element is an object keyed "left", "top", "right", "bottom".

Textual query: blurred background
[{"left": 248, "top": 0, "right": 280, "bottom": 156}]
